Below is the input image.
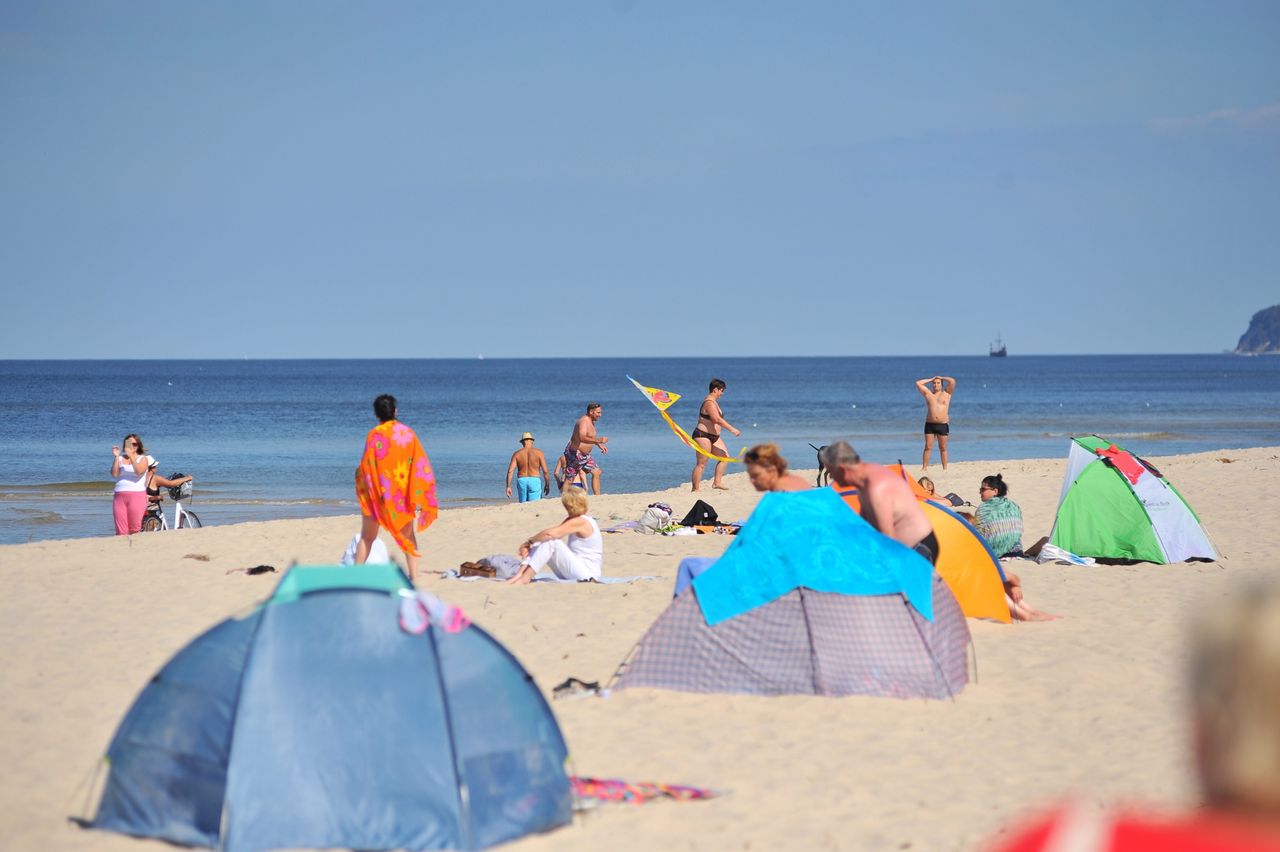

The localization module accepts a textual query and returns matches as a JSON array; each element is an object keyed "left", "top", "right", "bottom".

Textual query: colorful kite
[{"left": 627, "top": 375, "right": 744, "bottom": 463}]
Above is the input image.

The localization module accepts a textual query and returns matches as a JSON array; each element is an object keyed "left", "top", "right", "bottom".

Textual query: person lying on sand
[{"left": 506, "top": 489, "right": 603, "bottom": 584}]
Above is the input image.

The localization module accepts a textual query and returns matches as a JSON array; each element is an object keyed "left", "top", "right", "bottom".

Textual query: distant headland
[{"left": 1235, "top": 305, "right": 1280, "bottom": 354}]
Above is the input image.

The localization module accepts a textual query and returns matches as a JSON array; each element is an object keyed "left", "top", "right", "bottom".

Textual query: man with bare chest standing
[
  {"left": 506, "top": 432, "right": 550, "bottom": 502},
  {"left": 915, "top": 375, "right": 957, "bottom": 471},
  {"left": 563, "top": 403, "right": 608, "bottom": 495}
]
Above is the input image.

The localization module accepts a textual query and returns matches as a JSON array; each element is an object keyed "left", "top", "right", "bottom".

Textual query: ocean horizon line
[{"left": 0, "top": 351, "right": 1251, "bottom": 362}]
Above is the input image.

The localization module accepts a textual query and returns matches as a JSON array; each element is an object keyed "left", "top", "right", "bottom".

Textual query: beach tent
[
  {"left": 86, "top": 564, "right": 571, "bottom": 852},
  {"left": 613, "top": 489, "right": 971, "bottom": 700},
  {"left": 1049, "top": 436, "right": 1217, "bottom": 563},
  {"left": 835, "top": 470, "right": 1011, "bottom": 623}
]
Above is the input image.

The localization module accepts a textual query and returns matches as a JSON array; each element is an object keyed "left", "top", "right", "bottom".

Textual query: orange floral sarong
[{"left": 355, "top": 420, "right": 439, "bottom": 556}]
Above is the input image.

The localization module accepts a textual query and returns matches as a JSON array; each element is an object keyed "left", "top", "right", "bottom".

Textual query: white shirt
[
  {"left": 567, "top": 515, "right": 604, "bottom": 573},
  {"left": 114, "top": 455, "right": 155, "bottom": 493}
]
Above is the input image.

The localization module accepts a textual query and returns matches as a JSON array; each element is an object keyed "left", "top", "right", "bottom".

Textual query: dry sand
[{"left": 1, "top": 446, "right": 1277, "bottom": 851}]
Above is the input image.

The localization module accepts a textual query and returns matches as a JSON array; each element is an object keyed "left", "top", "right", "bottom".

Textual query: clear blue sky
[{"left": 3, "top": 2, "right": 1276, "bottom": 358}]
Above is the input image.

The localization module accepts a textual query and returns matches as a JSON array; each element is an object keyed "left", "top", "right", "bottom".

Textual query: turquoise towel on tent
[{"left": 692, "top": 488, "right": 936, "bottom": 626}]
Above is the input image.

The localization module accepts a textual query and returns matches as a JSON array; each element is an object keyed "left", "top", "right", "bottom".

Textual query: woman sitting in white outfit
[{"left": 505, "top": 488, "right": 603, "bottom": 585}]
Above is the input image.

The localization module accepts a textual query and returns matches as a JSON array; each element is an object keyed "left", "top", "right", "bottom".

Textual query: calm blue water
[{"left": 1, "top": 355, "right": 1277, "bottom": 545}]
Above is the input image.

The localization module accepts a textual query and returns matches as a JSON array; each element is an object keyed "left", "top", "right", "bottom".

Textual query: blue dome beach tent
[
  {"left": 85, "top": 564, "right": 572, "bottom": 851},
  {"left": 612, "top": 489, "right": 971, "bottom": 700},
  {"left": 1049, "top": 435, "right": 1218, "bottom": 564}
]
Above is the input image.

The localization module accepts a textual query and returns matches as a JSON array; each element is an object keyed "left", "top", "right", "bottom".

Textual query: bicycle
[{"left": 141, "top": 475, "right": 203, "bottom": 531}]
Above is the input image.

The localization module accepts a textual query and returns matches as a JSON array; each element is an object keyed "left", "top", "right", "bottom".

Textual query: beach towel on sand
[
  {"left": 570, "top": 776, "right": 719, "bottom": 804},
  {"left": 355, "top": 420, "right": 439, "bottom": 556}
]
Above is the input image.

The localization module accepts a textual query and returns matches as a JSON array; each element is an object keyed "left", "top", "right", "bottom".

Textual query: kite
[{"left": 627, "top": 375, "right": 744, "bottom": 463}]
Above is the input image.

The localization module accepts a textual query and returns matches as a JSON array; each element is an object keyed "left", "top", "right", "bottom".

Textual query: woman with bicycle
[
  {"left": 145, "top": 466, "right": 192, "bottom": 508},
  {"left": 141, "top": 465, "right": 200, "bottom": 531},
  {"left": 111, "top": 433, "right": 155, "bottom": 535}
]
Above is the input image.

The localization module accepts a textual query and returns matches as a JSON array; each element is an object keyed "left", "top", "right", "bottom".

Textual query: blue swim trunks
[{"left": 517, "top": 476, "right": 544, "bottom": 503}]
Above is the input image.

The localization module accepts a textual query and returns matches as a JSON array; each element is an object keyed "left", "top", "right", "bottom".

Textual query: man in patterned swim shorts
[{"left": 563, "top": 402, "right": 609, "bottom": 495}]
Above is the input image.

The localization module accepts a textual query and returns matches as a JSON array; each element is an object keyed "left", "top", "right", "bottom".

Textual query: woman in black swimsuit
[
  {"left": 690, "top": 378, "right": 742, "bottom": 491},
  {"left": 145, "top": 464, "right": 193, "bottom": 509}
]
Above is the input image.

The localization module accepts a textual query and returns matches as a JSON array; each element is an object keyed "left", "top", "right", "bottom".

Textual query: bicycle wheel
[
  {"left": 179, "top": 510, "right": 202, "bottom": 529},
  {"left": 141, "top": 514, "right": 163, "bottom": 533}
]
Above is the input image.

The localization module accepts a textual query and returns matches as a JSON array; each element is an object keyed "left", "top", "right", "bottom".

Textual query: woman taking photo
[{"left": 111, "top": 433, "right": 154, "bottom": 535}]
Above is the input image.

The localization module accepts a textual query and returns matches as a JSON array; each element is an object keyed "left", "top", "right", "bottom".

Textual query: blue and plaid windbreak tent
[
  {"left": 613, "top": 490, "right": 971, "bottom": 699},
  {"left": 87, "top": 565, "right": 571, "bottom": 851}
]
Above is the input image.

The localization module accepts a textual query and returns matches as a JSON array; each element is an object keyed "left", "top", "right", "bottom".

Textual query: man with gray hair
[{"left": 820, "top": 440, "right": 940, "bottom": 565}]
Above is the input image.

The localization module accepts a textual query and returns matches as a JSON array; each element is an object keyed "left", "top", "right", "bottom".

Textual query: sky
[{"left": 2, "top": 1, "right": 1277, "bottom": 358}]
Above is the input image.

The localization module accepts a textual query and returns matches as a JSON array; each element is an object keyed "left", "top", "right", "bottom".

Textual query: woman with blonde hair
[
  {"left": 917, "top": 476, "right": 936, "bottom": 497},
  {"left": 506, "top": 488, "right": 603, "bottom": 584},
  {"left": 743, "top": 444, "right": 810, "bottom": 493}
]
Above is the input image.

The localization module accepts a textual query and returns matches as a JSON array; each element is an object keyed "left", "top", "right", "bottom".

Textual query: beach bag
[
  {"left": 943, "top": 492, "right": 968, "bottom": 508},
  {"left": 680, "top": 500, "right": 719, "bottom": 527},
  {"left": 459, "top": 561, "right": 497, "bottom": 578},
  {"left": 638, "top": 502, "right": 674, "bottom": 534},
  {"left": 166, "top": 474, "right": 193, "bottom": 500}
]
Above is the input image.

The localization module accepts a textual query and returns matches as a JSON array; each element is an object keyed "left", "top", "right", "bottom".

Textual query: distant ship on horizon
[{"left": 989, "top": 334, "right": 1007, "bottom": 357}]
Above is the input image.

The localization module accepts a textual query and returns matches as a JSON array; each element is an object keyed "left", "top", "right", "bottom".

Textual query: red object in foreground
[{"left": 991, "top": 804, "right": 1280, "bottom": 852}]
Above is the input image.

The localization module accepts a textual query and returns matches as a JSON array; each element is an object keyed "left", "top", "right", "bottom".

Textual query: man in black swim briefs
[
  {"left": 915, "top": 375, "right": 957, "bottom": 471},
  {"left": 912, "top": 530, "right": 941, "bottom": 566}
]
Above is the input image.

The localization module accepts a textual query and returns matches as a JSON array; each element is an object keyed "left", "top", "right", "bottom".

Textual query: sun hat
[{"left": 520, "top": 432, "right": 535, "bottom": 443}]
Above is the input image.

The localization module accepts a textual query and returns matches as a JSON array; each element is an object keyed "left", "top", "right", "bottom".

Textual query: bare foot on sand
[
  {"left": 505, "top": 565, "right": 535, "bottom": 585},
  {"left": 1008, "top": 596, "right": 1060, "bottom": 621},
  {"left": 713, "top": 483, "right": 729, "bottom": 490}
]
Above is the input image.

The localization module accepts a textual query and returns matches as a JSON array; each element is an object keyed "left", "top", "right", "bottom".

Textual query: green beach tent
[{"left": 1048, "top": 435, "right": 1217, "bottom": 564}]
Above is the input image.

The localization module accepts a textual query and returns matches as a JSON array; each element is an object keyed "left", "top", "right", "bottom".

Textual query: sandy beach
[{"left": 1, "top": 446, "right": 1276, "bottom": 851}]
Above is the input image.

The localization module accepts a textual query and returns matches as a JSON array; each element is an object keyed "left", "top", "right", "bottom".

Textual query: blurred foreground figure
[{"left": 991, "top": 583, "right": 1280, "bottom": 851}]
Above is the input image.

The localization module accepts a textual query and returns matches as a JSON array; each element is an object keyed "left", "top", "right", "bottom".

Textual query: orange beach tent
[{"left": 834, "top": 467, "right": 1010, "bottom": 623}]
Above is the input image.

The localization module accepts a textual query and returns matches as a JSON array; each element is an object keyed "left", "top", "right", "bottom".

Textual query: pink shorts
[{"left": 113, "top": 491, "right": 148, "bottom": 535}]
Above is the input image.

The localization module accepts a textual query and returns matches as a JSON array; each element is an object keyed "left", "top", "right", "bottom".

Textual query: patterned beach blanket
[{"left": 570, "top": 776, "right": 720, "bottom": 804}]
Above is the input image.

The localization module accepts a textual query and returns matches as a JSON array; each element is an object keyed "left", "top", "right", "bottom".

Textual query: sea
[{"left": 1, "top": 355, "right": 1277, "bottom": 546}]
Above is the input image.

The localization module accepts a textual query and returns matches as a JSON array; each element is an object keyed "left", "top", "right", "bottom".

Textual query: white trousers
[{"left": 524, "top": 539, "right": 601, "bottom": 581}]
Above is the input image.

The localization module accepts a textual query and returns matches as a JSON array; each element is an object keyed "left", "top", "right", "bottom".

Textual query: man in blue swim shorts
[{"left": 506, "top": 432, "right": 551, "bottom": 502}]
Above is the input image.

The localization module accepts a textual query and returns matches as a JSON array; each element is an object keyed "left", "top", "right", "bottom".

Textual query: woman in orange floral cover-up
[{"left": 354, "top": 394, "right": 439, "bottom": 581}]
